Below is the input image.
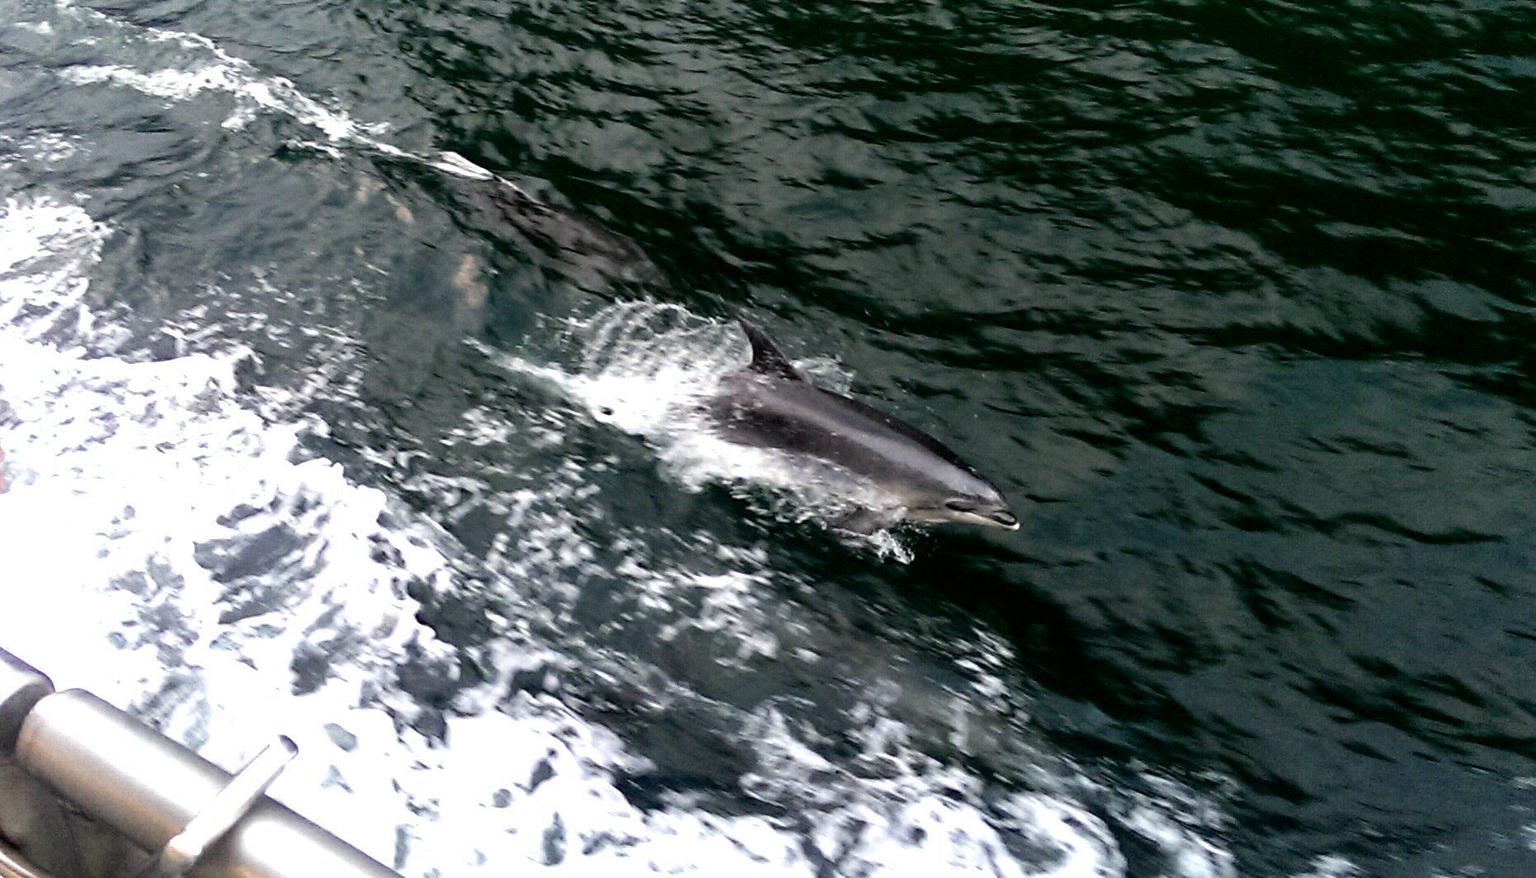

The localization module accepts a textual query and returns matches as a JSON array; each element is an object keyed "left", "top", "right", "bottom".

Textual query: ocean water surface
[{"left": 1, "top": 1, "right": 1533, "bottom": 876}]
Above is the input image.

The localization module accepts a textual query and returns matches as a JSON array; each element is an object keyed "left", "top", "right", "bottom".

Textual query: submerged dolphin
[{"left": 706, "top": 321, "right": 1019, "bottom": 533}]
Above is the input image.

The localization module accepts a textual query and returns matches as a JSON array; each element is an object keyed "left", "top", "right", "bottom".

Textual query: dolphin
[
  {"left": 440, "top": 171, "right": 665, "bottom": 290},
  {"left": 705, "top": 321, "right": 1019, "bottom": 533}
]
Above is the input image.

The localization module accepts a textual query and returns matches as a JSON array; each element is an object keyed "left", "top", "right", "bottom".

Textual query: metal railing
[{"left": 0, "top": 648, "right": 399, "bottom": 878}]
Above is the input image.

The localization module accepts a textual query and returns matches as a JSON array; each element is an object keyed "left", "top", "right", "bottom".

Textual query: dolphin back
[{"left": 718, "top": 322, "right": 984, "bottom": 480}]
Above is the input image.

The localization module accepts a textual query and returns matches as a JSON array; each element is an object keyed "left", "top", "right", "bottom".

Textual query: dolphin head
[
  {"left": 936, "top": 488, "right": 1019, "bottom": 530},
  {"left": 902, "top": 470, "right": 1019, "bottom": 531}
]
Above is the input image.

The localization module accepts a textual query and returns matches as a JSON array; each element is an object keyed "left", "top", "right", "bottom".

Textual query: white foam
[
  {"left": 1, "top": 193, "right": 1189, "bottom": 876},
  {"left": 50, "top": 1, "right": 506, "bottom": 186},
  {"left": 742, "top": 705, "right": 1126, "bottom": 878},
  {"left": 6, "top": 131, "right": 80, "bottom": 165},
  {"left": 0, "top": 197, "right": 105, "bottom": 342},
  {"left": 429, "top": 150, "right": 497, "bottom": 182},
  {"left": 1291, "top": 856, "right": 1361, "bottom": 878},
  {"left": 58, "top": 62, "right": 393, "bottom": 141},
  {"left": 1113, "top": 780, "right": 1236, "bottom": 878},
  {"left": 0, "top": 194, "right": 803, "bottom": 873}
]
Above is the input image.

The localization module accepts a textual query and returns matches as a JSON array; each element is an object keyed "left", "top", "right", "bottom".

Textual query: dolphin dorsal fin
[{"left": 739, "top": 319, "right": 802, "bottom": 381}]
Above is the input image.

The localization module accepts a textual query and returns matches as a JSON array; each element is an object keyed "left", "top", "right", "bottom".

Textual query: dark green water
[{"left": 2, "top": 1, "right": 1534, "bottom": 875}]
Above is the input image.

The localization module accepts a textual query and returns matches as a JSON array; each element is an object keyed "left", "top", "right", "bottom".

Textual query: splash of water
[{"left": 488, "top": 302, "right": 916, "bottom": 556}]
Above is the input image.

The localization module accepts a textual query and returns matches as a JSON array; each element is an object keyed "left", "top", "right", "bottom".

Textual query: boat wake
[{"left": 0, "top": 5, "right": 1248, "bottom": 875}]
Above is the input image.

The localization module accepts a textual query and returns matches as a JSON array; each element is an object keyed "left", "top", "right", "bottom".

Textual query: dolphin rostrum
[{"left": 705, "top": 321, "right": 1019, "bottom": 533}]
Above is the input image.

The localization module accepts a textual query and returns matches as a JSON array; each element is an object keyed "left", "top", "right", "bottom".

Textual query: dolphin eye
[{"left": 944, "top": 499, "right": 976, "bottom": 512}]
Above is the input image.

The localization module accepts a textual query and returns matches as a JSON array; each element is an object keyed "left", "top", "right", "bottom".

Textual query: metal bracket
[{"left": 133, "top": 738, "right": 297, "bottom": 878}]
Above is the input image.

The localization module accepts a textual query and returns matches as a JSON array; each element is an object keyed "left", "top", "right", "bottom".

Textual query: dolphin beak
[{"left": 988, "top": 510, "right": 1019, "bottom": 530}]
